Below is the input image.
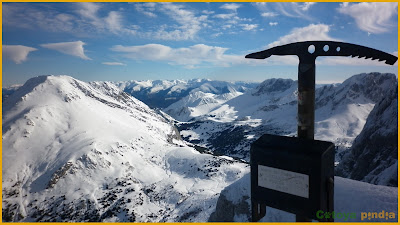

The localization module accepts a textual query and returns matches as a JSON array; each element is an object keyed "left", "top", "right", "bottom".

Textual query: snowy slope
[
  {"left": 336, "top": 85, "right": 398, "bottom": 186},
  {"left": 209, "top": 173, "right": 398, "bottom": 222},
  {"left": 113, "top": 79, "right": 259, "bottom": 109},
  {"left": 164, "top": 90, "right": 242, "bottom": 122},
  {"left": 175, "top": 73, "right": 397, "bottom": 161},
  {"left": 2, "top": 84, "right": 22, "bottom": 101},
  {"left": 2, "top": 75, "right": 249, "bottom": 222}
]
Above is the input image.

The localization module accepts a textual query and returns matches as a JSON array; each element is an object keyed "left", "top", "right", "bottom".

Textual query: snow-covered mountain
[
  {"left": 2, "top": 75, "right": 249, "bottom": 222},
  {"left": 336, "top": 84, "right": 398, "bottom": 187},
  {"left": 174, "top": 73, "right": 397, "bottom": 162},
  {"left": 209, "top": 173, "right": 398, "bottom": 222},
  {"left": 2, "top": 84, "right": 22, "bottom": 102},
  {"left": 164, "top": 90, "right": 242, "bottom": 122},
  {"left": 112, "top": 79, "right": 259, "bottom": 109}
]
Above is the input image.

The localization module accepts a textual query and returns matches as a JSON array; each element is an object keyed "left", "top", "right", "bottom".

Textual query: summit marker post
[{"left": 246, "top": 41, "right": 398, "bottom": 222}]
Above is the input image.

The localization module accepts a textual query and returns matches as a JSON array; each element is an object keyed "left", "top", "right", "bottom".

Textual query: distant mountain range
[
  {"left": 111, "top": 79, "right": 259, "bottom": 109},
  {"left": 2, "top": 72, "right": 397, "bottom": 222}
]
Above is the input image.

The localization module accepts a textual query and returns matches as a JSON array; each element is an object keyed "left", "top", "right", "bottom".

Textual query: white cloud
[
  {"left": 111, "top": 43, "right": 300, "bottom": 68},
  {"left": 240, "top": 24, "right": 258, "bottom": 31},
  {"left": 143, "top": 2, "right": 156, "bottom": 8},
  {"left": 254, "top": 2, "right": 267, "bottom": 7},
  {"left": 267, "top": 24, "right": 340, "bottom": 48},
  {"left": 202, "top": 10, "right": 214, "bottom": 14},
  {"left": 102, "top": 62, "right": 126, "bottom": 66},
  {"left": 220, "top": 3, "right": 241, "bottom": 11},
  {"left": 301, "top": 2, "right": 316, "bottom": 11},
  {"left": 76, "top": 2, "right": 100, "bottom": 21},
  {"left": 3, "top": 3, "right": 130, "bottom": 36},
  {"left": 111, "top": 44, "right": 242, "bottom": 67},
  {"left": 214, "top": 13, "right": 236, "bottom": 20},
  {"left": 105, "top": 11, "right": 123, "bottom": 33},
  {"left": 76, "top": 3, "right": 126, "bottom": 34},
  {"left": 213, "top": 12, "right": 252, "bottom": 28},
  {"left": 3, "top": 4, "right": 76, "bottom": 33},
  {"left": 212, "top": 32, "right": 223, "bottom": 38},
  {"left": 149, "top": 3, "right": 206, "bottom": 40},
  {"left": 222, "top": 24, "right": 232, "bottom": 30},
  {"left": 3, "top": 45, "right": 37, "bottom": 64},
  {"left": 274, "top": 3, "right": 314, "bottom": 18},
  {"left": 134, "top": 3, "right": 213, "bottom": 40},
  {"left": 135, "top": 3, "right": 157, "bottom": 17},
  {"left": 111, "top": 44, "right": 223, "bottom": 64},
  {"left": 261, "top": 12, "right": 278, "bottom": 17},
  {"left": 253, "top": 2, "right": 315, "bottom": 20},
  {"left": 4, "top": 3, "right": 250, "bottom": 41},
  {"left": 41, "top": 41, "right": 91, "bottom": 60},
  {"left": 338, "top": 2, "right": 398, "bottom": 34},
  {"left": 269, "top": 22, "right": 278, "bottom": 26}
]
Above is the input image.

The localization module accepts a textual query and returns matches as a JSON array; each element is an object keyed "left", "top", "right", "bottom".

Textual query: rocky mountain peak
[{"left": 252, "top": 78, "right": 295, "bottom": 96}]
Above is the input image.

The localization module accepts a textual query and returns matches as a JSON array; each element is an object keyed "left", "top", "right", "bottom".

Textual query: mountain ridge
[{"left": 2, "top": 75, "right": 249, "bottom": 222}]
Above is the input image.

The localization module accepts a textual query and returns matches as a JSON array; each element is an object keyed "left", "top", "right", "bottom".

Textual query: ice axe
[
  {"left": 246, "top": 41, "right": 398, "bottom": 140},
  {"left": 245, "top": 41, "right": 397, "bottom": 222}
]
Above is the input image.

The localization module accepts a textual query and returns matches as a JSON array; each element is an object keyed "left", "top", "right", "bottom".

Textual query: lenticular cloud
[
  {"left": 3, "top": 45, "right": 37, "bottom": 64},
  {"left": 41, "top": 41, "right": 91, "bottom": 60}
]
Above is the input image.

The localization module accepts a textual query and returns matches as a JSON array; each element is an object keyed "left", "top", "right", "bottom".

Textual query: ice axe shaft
[{"left": 297, "top": 62, "right": 315, "bottom": 139}]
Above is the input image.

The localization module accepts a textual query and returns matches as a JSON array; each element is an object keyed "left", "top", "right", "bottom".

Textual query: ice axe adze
[
  {"left": 245, "top": 41, "right": 398, "bottom": 140},
  {"left": 246, "top": 41, "right": 397, "bottom": 222}
]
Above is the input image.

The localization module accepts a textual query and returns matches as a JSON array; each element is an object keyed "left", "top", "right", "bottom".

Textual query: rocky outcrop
[
  {"left": 208, "top": 174, "right": 251, "bottom": 222},
  {"left": 336, "top": 84, "right": 398, "bottom": 186}
]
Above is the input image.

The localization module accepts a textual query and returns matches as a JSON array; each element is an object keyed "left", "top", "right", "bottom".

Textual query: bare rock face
[
  {"left": 208, "top": 193, "right": 250, "bottom": 222},
  {"left": 208, "top": 174, "right": 251, "bottom": 222},
  {"left": 336, "top": 84, "right": 398, "bottom": 187}
]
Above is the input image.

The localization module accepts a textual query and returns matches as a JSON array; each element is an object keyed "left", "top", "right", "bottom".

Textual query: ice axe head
[{"left": 245, "top": 41, "right": 398, "bottom": 65}]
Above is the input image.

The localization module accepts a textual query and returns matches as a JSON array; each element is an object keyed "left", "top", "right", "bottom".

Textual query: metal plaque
[{"left": 258, "top": 165, "right": 309, "bottom": 198}]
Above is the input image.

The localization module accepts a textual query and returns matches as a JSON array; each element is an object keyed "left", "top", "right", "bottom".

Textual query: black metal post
[{"left": 297, "top": 59, "right": 316, "bottom": 140}]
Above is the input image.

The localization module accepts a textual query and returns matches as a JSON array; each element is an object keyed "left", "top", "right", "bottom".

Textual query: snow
[
  {"left": 164, "top": 90, "right": 243, "bottom": 122},
  {"left": 2, "top": 75, "right": 249, "bottom": 222},
  {"left": 180, "top": 130, "right": 200, "bottom": 141},
  {"left": 215, "top": 173, "right": 397, "bottom": 222}
]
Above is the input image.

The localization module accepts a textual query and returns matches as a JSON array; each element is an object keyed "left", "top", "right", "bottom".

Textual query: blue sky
[{"left": 2, "top": 2, "right": 398, "bottom": 86}]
